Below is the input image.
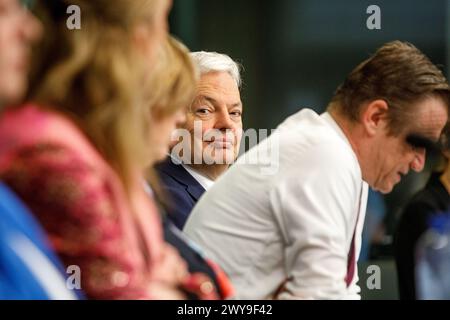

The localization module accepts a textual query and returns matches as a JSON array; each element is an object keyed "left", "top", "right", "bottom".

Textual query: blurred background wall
[{"left": 169, "top": 0, "right": 449, "bottom": 299}]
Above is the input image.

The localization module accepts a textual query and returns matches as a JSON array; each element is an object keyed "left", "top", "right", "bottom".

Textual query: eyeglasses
[{"left": 405, "top": 133, "right": 439, "bottom": 154}]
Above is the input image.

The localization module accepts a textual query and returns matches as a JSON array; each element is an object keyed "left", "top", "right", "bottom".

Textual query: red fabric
[
  {"left": 0, "top": 104, "right": 217, "bottom": 299},
  {"left": 345, "top": 233, "right": 357, "bottom": 287},
  {"left": 345, "top": 187, "right": 363, "bottom": 288},
  {"left": 206, "top": 259, "right": 235, "bottom": 299}
]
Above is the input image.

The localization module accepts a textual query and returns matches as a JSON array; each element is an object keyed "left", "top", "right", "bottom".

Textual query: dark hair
[{"left": 328, "top": 41, "right": 450, "bottom": 135}]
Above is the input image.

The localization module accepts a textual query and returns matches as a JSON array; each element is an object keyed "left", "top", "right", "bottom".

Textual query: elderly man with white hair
[{"left": 156, "top": 51, "right": 243, "bottom": 230}]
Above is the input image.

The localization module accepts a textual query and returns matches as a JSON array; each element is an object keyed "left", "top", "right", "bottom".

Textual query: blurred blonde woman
[
  {"left": 0, "top": 0, "right": 77, "bottom": 299},
  {"left": 145, "top": 37, "right": 234, "bottom": 299},
  {"left": 0, "top": 0, "right": 207, "bottom": 299}
]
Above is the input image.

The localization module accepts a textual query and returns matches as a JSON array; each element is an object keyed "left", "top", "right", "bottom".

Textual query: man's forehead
[
  {"left": 405, "top": 99, "right": 448, "bottom": 139},
  {"left": 194, "top": 93, "right": 242, "bottom": 108},
  {"left": 197, "top": 72, "right": 240, "bottom": 93},
  {"left": 405, "top": 123, "right": 443, "bottom": 143}
]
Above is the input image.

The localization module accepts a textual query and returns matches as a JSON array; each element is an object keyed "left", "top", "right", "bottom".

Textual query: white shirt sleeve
[{"left": 270, "top": 142, "right": 362, "bottom": 300}]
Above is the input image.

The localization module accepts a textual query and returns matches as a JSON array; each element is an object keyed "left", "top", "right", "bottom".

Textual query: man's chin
[
  {"left": 202, "top": 157, "right": 235, "bottom": 165},
  {"left": 369, "top": 183, "right": 395, "bottom": 194},
  {"left": 374, "top": 183, "right": 394, "bottom": 195},
  {"left": 204, "top": 151, "right": 236, "bottom": 164}
]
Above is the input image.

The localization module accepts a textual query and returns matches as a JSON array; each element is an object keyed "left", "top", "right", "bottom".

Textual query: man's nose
[
  {"left": 410, "top": 150, "right": 426, "bottom": 172},
  {"left": 214, "top": 110, "right": 234, "bottom": 130}
]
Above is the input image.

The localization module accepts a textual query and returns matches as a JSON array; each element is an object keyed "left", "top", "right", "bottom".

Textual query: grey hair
[{"left": 190, "top": 51, "right": 242, "bottom": 88}]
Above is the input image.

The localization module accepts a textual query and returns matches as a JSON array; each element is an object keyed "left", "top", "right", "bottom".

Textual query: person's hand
[
  {"left": 149, "top": 244, "right": 220, "bottom": 300},
  {"left": 180, "top": 272, "right": 219, "bottom": 300},
  {"left": 148, "top": 281, "right": 187, "bottom": 300},
  {"left": 152, "top": 244, "right": 189, "bottom": 285}
]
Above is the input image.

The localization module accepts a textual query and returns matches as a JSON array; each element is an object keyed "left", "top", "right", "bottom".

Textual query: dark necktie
[{"left": 345, "top": 184, "right": 364, "bottom": 287}]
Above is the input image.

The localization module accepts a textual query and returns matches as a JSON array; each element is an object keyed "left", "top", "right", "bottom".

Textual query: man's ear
[{"left": 361, "top": 99, "right": 389, "bottom": 137}]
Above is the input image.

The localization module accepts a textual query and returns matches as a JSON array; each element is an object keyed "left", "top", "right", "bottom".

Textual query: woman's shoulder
[
  {"left": 0, "top": 105, "right": 133, "bottom": 240},
  {"left": 0, "top": 104, "right": 108, "bottom": 172}
]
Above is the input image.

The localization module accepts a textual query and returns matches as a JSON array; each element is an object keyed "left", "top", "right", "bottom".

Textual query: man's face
[
  {"left": 368, "top": 96, "right": 448, "bottom": 194},
  {"left": 0, "top": 0, "right": 41, "bottom": 103},
  {"left": 183, "top": 71, "right": 243, "bottom": 165}
]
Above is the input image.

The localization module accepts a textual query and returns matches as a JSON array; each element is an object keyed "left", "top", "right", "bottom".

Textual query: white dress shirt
[
  {"left": 182, "top": 164, "right": 214, "bottom": 190},
  {"left": 184, "top": 108, "right": 368, "bottom": 300}
]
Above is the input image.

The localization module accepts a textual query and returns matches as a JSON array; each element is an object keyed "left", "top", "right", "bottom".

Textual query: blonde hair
[
  {"left": 146, "top": 36, "right": 198, "bottom": 198},
  {"left": 28, "top": 0, "right": 168, "bottom": 188},
  {"left": 149, "top": 36, "right": 198, "bottom": 118}
]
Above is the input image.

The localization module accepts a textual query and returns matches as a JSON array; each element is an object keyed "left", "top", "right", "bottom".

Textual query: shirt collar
[
  {"left": 320, "top": 111, "right": 353, "bottom": 149},
  {"left": 182, "top": 164, "right": 215, "bottom": 190},
  {"left": 321, "top": 111, "right": 365, "bottom": 183}
]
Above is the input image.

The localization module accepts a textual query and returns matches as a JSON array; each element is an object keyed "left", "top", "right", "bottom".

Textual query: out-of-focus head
[
  {"left": 31, "top": 0, "right": 172, "bottom": 87},
  {"left": 435, "top": 122, "right": 450, "bottom": 172},
  {"left": 440, "top": 123, "right": 450, "bottom": 155},
  {"left": 28, "top": 0, "right": 172, "bottom": 186},
  {"left": 147, "top": 36, "right": 198, "bottom": 165},
  {"left": 176, "top": 51, "right": 243, "bottom": 171},
  {"left": 426, "top": 121, "right": 450, "bottom": 185},
  {"left": 329, "top": 41, "right": 450, "bottom": 194},
  {"left": 0, "top": 0, "right": 41, "bottom": 105}
]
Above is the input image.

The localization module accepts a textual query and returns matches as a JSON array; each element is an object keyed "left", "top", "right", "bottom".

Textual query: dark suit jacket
[
  {"left": 156, "top": 157, "right": 206, "bottom": 229},
  {"left": 162, "top": 217, "right": 225, "bottom": 298},
  {"left": 146, "top": 179, "right": 226, "bottom": 299}
]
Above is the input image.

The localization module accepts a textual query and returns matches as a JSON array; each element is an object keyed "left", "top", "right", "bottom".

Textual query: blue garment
[
  {"left": 360, "top": 188, "right": 386, "bottom": 261},
  {"left": 143, "top": 182, "right": 225, "bottom": 298},
  {"left": 0, "top": 182, "right": 79, "bottom": 299},
  {"left": 156, "top": 157, "right": 205, "bottom": 229}
]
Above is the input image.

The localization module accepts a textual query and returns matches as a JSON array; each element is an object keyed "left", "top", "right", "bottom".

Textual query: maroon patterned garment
[{"left": 0, "top": 104, "right": 219, "bottom": 299}]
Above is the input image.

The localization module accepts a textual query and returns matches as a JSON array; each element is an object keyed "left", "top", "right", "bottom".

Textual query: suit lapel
[
  {"left": 157, "top": 157, "right": 206, "bottom": 201},
  {"left": 185, "top": 181, "right": 205, "bottom": 201}
]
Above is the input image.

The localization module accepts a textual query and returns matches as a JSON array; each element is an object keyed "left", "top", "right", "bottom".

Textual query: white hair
[{"left": 190, "top": 51, "right": 242, "bottom": 88}]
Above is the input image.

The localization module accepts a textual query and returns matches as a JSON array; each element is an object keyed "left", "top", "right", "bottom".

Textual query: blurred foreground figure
[
  {"left": 0, "top": 0, "right": 205, "bottom": 299},
  {"left": 185, "top": 41, "right": 450, "bottom": 299},
  {"left": 0, "top": 0, "right": 76, "bottom": 299},
  {"left": 147, "top": 42, "right": 234, "bottom": 299}
]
